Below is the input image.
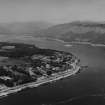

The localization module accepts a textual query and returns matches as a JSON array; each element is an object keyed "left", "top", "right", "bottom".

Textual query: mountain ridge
[
  {"left": 34, "top": 21, "right": 105, "bottom": 44},
  {"left": 0, "top": 21, "right": 53, "bottom": 35}
]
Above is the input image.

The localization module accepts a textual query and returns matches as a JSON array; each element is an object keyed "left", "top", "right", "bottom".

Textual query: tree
[{"left": 47, "top": 70, "right": 52, "bottom": 76}]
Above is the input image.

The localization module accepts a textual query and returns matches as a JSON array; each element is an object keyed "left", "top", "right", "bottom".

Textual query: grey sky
[{"left": 0, "top": 0, "right": 105, "bottom": 23}]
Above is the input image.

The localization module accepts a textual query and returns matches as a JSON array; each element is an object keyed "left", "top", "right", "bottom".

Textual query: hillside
[
  {"left": 0, "top": 21, "right": 52, "bottom": 35},
  {"left": 35, "top": 21, "right": 105, "bottom": 44}
]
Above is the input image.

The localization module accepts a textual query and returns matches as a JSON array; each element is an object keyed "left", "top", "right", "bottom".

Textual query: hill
[
  {"left": 35, "top": 21, "right": 105, "bottom": 44},
  {"left": 0, "top": 21, "right": 52, "bottom": 35}
]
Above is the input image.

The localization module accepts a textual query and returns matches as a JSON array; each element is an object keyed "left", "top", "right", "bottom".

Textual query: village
[{"left": 0, "top": 50, "right": 79, "bottom": 89}]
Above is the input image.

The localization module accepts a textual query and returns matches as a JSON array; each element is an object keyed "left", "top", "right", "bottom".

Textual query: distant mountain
[
  {"left": 0, "top": 21, "right": 52, "bottom": 35},
  {"left": 35, "top": 21, "right": 105, "bottom": 44}
]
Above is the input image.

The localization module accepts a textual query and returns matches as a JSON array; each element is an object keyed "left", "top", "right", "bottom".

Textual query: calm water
[{"left": 0, "top": 38, "right": 105, "bottom": 105}]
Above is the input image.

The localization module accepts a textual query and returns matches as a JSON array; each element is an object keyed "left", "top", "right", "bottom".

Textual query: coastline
[
  {"left": 0, "top": 65, "right": 80, "bottom": 98},
  {"left": 44, "top": 37, "right": 105, "bottom": 47}
]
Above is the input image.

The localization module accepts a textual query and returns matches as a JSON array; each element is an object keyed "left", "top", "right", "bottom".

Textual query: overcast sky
[{"left": 0, "top": 0, "right": 105, "bottom": 24}]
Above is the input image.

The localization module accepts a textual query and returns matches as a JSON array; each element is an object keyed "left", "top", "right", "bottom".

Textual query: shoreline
[
  {"left": 0, "top": 65, "right": 80, "bottom": 98},
  {"left": 0, "top": 36, "right": 105, "bottom": 47},
  {"left": 44, "top": 37, "right": 105, "bottom": 47}
]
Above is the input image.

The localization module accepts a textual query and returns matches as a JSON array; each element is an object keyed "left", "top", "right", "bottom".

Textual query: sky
[{"left": 0, "top": 0, "right": 105, "bottom": 24}]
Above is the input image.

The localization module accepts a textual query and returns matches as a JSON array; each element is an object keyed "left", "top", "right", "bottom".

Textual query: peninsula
[{"left": 0, "top": 42, "right": 81, "bottom": 98}]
